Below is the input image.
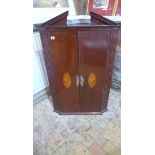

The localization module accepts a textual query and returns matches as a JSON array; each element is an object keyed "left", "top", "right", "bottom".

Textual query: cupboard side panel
[
  {"left": 102, "top": 30, "right": 118, "bottom": 111},
  {"left": 39, "top": 29, "right": 59, "bottom": 110}
]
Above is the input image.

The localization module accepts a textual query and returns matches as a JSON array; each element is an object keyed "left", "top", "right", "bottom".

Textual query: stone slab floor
[{"left": 33, "top": 89, "right": 121, "bottom": 155}]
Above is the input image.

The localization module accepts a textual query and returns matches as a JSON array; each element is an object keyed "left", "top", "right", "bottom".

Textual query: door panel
[
  {"left": 48, "top": 31, "right": 80, "bottom": 112},
  {"left": 78, "top": 30, "right": 109, "bottom": 112}
]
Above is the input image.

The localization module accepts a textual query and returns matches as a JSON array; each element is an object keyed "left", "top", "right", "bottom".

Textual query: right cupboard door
[{"left": 78, "top": 30, "right": 113, "bottom": 112}]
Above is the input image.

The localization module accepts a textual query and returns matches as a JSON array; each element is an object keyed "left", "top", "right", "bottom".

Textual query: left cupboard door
[{"left": 48, "top": 31, "right": 80, "bottom": 113}]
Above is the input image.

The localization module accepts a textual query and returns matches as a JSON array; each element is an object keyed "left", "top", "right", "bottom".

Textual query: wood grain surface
[
  {"left": 78, "top": 30, "right": 110, "bottom": 112},
  {"left": 38, "top": 11, "right": 120, "bottom": 114},
  {"left": 48, "top": 31, "right": 80, "bottom": 112}
]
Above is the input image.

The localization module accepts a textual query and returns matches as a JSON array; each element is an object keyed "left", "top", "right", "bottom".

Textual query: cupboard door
[
  {"left": 48, "top": 31, "right": 80, "bottom": 112},
  {"left": 78, "top": 30, "right": 111, "bottom": 112}
]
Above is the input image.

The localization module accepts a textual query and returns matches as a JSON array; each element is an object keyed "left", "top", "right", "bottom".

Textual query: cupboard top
[{"left": 35, "top": 11, "right": 120, "bottom": 30}]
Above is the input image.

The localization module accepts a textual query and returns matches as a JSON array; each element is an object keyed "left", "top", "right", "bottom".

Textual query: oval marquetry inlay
[
  {"left": 63, "top": 72, "right": 71, "bottom": 88},
  {"left": 88, "top": 72, "right": 96, "bottom": 88}
]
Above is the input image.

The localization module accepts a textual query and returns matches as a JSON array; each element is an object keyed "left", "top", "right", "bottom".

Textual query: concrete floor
[{"left": 33, "top": 89, "right": 121, "bottom": 155}]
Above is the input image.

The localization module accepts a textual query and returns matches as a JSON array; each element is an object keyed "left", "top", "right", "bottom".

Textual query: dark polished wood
[
  {"left": 78, "top": 30, "right": 112, "bottom": 112},
  {"left": 48, "top": 31, "right": 80, "bottom": 112},
  {"left": 90, "top": 12, "right": 118, "bottom": 25},
  {"left": 37, "top": 11, "right": 120, "bottom": 114}
]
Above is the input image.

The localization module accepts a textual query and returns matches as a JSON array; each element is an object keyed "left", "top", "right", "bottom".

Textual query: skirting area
[{"left": 33, "top": 89, "right": 121, "bottom": 155}]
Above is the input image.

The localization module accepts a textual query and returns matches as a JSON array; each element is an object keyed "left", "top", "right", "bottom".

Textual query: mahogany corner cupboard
[{"left": 36, "top": 11, "right": 120, "bottom": 115}]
